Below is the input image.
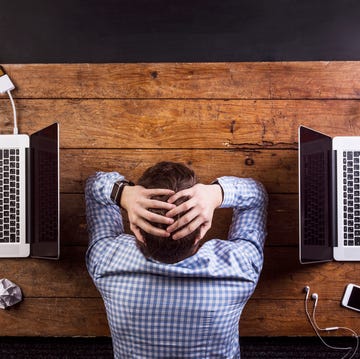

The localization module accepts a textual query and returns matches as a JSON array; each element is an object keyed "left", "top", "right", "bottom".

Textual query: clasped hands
[{"left": 120, "top": 183, "right": 223, "bottom": 243}]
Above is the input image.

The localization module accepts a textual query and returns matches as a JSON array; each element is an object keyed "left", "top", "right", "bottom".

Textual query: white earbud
[
  {"left": 304, "top": 286, "right": 310, "bottom": 300},
  {"left": 311, "top": 293, "right": 319, "bottom": 307}
]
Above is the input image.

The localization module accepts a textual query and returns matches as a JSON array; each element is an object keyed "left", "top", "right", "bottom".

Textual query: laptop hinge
[
  {"left": 25, "top": 147, "right": 32, "bottom": 244},
  {"left": 331, "top": 149, "right": 338, "bottom": 247}
]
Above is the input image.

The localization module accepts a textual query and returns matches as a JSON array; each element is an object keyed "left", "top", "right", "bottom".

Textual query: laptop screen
[
  {"left": 299, "top": 126, "right": 333, "bottom": 263},
  {"left": 29, "top": 123, "right": 59, "bottom": 259}
]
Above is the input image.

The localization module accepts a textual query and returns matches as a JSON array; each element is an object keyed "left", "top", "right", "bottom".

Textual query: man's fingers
[
  {"left": 198, "top": 222, "right": 211, "bottom": 239},
  {"left": 144, "top": 188, "right": 175, "bottom": 197},
  {"left": 130, "top": 225, "right": 145, "bottom": 243},
  {"left": 171, "top": 216, "right": 204, "bottom": 240},
  {"left": 133, "top": 219, "right": 171, "bottom": 237},
  {"left": 166, "top": 198, "right": 196, "bottom": 218},
  {"left": 145, "top": 199, "right": 176, "bottom": 211},
  {"left": 143, "top": 210, "right": 175, "bottom": 225},
  {"left": 167, "top": 188, "right": 193, "bottom": 204},
  {"left": 166, "top": 207, "right": 198, "bottom": 233}
]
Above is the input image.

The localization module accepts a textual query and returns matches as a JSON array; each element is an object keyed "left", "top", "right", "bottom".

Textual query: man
[{"left": 85, "top": 161, "right": 267, "bottom": 358}]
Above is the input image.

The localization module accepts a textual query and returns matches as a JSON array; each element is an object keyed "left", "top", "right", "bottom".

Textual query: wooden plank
[
  {"left": 266, "top": 194, "right": 298, "bottom": 246},
  {"left": 60, "top": 194, "right": 88, "bottom": 246},
  {"left": 0, "top": 297, "right": 358, "bottom": 337},
  {"left": 0, "top": 247, "right": 98, "bottom": 298},
  {"left": 1, "top": 246, "right": 358, "bottom": 336},
  {"left": 2, "top": 99, "right": 360, "bottom": 149},
  {"left": 4, "top": 62, "right": 360, "bottom": 99},
  {"left": 60, "top": 149, "right": 298, "bottom": 193},
  {"left": 7, "top": 247, "right": 356, "bottom": 301},
  {"left": 241, "top": 299, "right": 360, "bottom": 336},
  {"left": 255, "top": 248, "right": 360, "bottom": 301},
  {"left": 61, "top": 194, "right": 298, "bottom": 247},
  {"left": 0, "top": 298, "right": 109, "bottom": 336}
]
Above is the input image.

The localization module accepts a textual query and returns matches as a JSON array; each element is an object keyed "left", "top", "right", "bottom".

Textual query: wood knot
[
  {"left": 245, "top": 157, "right": 254, "bottom": 166},
  {"left": 150, "top": 71, "right": 158, "bottom": 79}
]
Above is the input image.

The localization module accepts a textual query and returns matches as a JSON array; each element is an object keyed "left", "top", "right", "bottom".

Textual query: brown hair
[{"left": 136, "top": 161, "right": 200, "bottom": 263}]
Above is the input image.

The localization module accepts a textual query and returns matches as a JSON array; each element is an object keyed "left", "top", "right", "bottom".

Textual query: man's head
[{"left": 136, "top": 161, "right": 200, "bottom": 263}]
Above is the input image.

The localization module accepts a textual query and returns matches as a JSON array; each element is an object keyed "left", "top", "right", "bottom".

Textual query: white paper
[{"left": 0, "top": 278, "right": 22, "bottom": 309}]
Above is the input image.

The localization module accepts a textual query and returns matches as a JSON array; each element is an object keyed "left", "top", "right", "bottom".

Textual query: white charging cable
[
  {"left": 0, "top": 66, "right": 18, "bottom": 134},
  {"left": 7, "top": 90, "right": 18, "bottom": 134}
]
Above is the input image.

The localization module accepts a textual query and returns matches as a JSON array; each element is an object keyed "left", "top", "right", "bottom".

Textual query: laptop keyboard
[
  {"left": 343, "top": 151, "right": 360, "bottom": 246},
  {"left": 0, "top": 149, "right": 20, "bottom": 243},
  {"left": 303, "top": 152, "right": 327, "bottom": 246},
  {"left": 36, "top": 149, "right": 58, "bottom": 242}
]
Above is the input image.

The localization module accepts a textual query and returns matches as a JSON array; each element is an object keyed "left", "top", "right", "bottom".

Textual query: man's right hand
[{"left": 120, "top": 185, "right": 176, "bottom": 242}]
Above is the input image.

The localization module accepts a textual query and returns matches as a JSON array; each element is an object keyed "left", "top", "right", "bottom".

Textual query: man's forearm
[
  {"left": 217, "top": 176, "right": 267, "bottom": 211},
  {"left": 86, "top": 172, "right": 124, "bottom": 206},
  {"left": 217, "top": 176, "right": 267, "bottom": 241},
  {"left": 85, "top": 172, "right": 125, "bottom": 244},
  {"left": 216, "top": 176, "right": 267, "bottom": 275}
]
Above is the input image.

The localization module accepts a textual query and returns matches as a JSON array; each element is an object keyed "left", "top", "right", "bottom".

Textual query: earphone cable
[
  {"left": 312, "top": 301, "right": 359, "bottom": 359},
  {"left": 304, "top": 290, "right": 353, "bottom": 353}
]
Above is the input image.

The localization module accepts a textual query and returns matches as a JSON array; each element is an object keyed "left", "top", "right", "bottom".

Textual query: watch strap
[{"left": 111, "top": 179, "right": 134, "bottom": 206}]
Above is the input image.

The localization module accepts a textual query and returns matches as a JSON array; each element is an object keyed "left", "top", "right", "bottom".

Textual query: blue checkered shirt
[{"left": 85, "top": 172, "right": 267, "bottom": 359}]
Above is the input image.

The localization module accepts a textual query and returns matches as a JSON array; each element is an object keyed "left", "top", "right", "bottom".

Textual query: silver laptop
[
  {"left": 0, "top": 123, "right": 60, "bottom": 259},
  {"left": 299, "top": 126, "right": 360, "bottom": 263}
]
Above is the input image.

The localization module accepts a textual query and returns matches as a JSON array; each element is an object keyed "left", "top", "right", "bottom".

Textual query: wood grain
[
  {"left": 60, "top": 149, "right": 298, "bottom": 193},
  {"left": 0, "top": 247, "right": 98, "bottom": 298},
  {"left": 1, "top": 99, "right": 360, "bottom": 148},
  {"left": 0, "top": 298, "right": 109, "bottom": 336},
  {"left": 4, "top": 62, "right": 360, "bottom": 99},
  {"left": 0, "top": 297, "right": 357, "bottom": 336},
  {"left": 241, "top": 299, "right": 360, "bottom": 336},
  {"left": 0, "top": 245, "right": 358, "bottom": 336},
  {"left": 2, "top": 247, "right": 356, "bottom": 301}
]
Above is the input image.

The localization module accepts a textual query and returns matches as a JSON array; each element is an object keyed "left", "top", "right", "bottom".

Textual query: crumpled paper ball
[{"left": 0, "top": 278, "right": 22, "bottom": 309}]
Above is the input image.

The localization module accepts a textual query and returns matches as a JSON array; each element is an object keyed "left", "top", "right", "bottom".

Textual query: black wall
[{"left": 1, "top": 0, "right": 360, "bottom": 63}]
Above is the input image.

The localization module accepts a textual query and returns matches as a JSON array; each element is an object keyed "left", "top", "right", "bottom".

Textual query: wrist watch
[{"left": 110, "top": 179, "right": 134, "bottom": 206}]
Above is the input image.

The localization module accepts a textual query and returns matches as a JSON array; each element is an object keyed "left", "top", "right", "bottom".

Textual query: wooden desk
[{"left": 0, "top": 62, "right": 359, "bottom": 336}]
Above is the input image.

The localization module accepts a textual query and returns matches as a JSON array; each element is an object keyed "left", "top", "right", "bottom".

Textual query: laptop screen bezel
[
  {"left": 299, "top": 125, "right": 333, "bottom": 264},
  {"left": 29, "top": 122, "right": 60, "bottom": 260}
]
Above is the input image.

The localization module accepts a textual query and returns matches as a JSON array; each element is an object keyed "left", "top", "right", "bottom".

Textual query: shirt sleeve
[
  {"left": 216, "top": 176, "right": 268, "bottom": 274},
  {"left": 85, "top": 172, "right": 125, "bottom": 271}
]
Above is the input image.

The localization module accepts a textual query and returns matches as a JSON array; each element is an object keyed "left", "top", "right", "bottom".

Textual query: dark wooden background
[
  {"left": 1, "top": 0, "right": 360, "bottom": 62},
  {"left": 0, "top": 62, "right": 360, "bottom": 337}
]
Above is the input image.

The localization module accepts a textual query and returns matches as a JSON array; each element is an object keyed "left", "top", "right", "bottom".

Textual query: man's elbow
[{"left": 252, "top": 180, "right": 268, "bottom": 207}]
